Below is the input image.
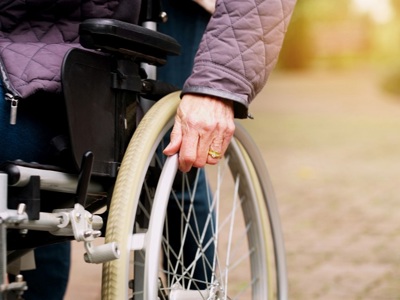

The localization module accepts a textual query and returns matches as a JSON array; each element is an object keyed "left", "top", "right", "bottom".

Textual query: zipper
[
  {"left": 5, "top": 93, "right": 19, "bottom": 125},
  {"left": 0, "top": 56, "right": 22, "bottom": 125}
]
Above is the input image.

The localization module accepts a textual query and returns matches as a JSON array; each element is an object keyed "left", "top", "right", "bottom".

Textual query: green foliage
[
  {"left": 279, "top": 0, "right": 400, "bottom": 72},
  {"left": 278, "top": 0, "right": 352, "bottom": 70},
  {"left": 278, "top": 0, "right": 313, "bottom": 69},
  {"left": 382, "top": 67, "right": 400, "bottom": 96},
  {"left": 300, "top": 0, "right": 352, "bottom": 21}
]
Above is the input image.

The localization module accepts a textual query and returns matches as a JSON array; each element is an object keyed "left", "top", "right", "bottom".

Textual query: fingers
[
  {"left": 163, "top": 118, "right": 183, "bottom": 156},
  {"left": 206, "top": 132, "right": 231, "bottom": 165},
  {"left": 178, "top": 128, "right": 202, "bottom": 172},
  {"left": 163, "top": 94, "right": 235, "bottom": 173}
]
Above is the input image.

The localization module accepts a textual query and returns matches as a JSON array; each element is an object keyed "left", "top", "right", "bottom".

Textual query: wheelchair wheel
[{"left": 101, "top": 92, "right": 288, "bottom": 300}]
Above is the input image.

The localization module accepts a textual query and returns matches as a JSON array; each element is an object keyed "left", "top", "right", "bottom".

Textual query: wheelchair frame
[{"left": 0, "top": 2, "right": 288, "bottom": 299}]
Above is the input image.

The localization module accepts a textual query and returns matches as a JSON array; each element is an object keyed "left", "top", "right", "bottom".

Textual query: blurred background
[
  {"left": 241, "top": 0, "right": 400, "bottom": 299},
  {"left": 280, "top": 0, "right": 400, "bottom": 76},
  {"left": 65, "top": 1, "right": 400, "bottom": 299}
]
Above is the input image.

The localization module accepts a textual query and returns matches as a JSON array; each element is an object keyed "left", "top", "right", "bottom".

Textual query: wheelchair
[{"left": 0, "top": 2, "right": 288, "bottom": 299}]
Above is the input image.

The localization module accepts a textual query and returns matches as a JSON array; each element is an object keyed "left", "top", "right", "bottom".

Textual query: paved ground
[
  {"left": 245, "top": 68, "right": 400, "bottom": 300},
  {"left": 65, "top": 68, "right": 400, "bottom": 299}
]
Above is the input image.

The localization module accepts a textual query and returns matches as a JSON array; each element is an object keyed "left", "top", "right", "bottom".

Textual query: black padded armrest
[{"left": 79, "top": 19, "right": 181, "bottom": 64}]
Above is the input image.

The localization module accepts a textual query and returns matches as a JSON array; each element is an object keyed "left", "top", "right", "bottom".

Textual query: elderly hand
[{"left": 163, "top": 94, "right": 235, "bottom": 173}]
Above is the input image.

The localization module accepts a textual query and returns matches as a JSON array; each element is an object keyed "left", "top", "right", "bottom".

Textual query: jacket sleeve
[{"left": 181, "top": 0, "right": 297, "bottom": 118}]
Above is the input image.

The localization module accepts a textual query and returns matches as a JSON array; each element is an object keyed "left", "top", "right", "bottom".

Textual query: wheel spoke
[{"left": 102, "top": 93, "right": 287, "bottom": 300}]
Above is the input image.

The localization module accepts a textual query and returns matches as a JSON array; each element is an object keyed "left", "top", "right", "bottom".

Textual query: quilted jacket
[
  {"left": 0, "top": 0, "right": 140, "bottom": 101},
  {"left": 0, "top": 0, "right": 296, "bottom": 119}
]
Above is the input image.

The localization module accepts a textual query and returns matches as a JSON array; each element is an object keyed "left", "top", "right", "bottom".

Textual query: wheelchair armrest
[{"left": 79, "top": 19, "right": 181, "bottom": 65}]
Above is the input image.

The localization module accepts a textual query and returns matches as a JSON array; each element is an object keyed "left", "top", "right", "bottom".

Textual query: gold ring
[{"left": 208, "top": 149, "right": 222, "bottom": 159}]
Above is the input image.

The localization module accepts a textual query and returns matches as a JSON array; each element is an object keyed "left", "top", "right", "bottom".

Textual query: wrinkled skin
[{"left": 163, "top": 94, "right": 235, "bottom": 173}]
